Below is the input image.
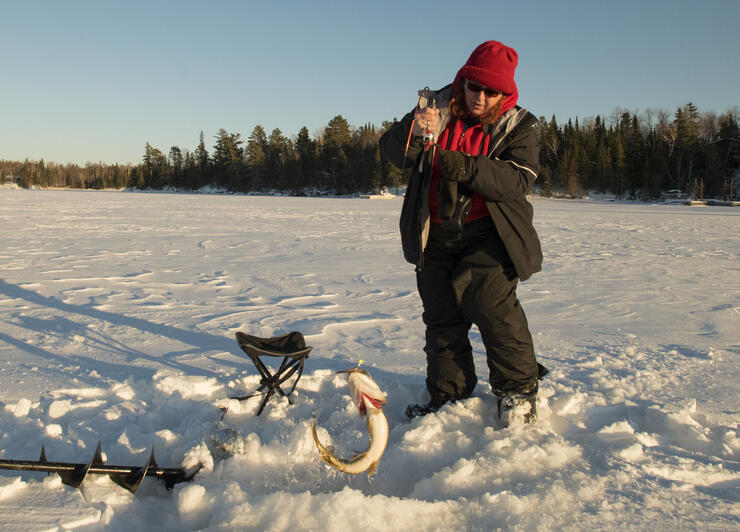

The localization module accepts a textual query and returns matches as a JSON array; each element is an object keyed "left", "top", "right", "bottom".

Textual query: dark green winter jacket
[{"left": 379, "top": 85, "right": 543, "bottom": 281}]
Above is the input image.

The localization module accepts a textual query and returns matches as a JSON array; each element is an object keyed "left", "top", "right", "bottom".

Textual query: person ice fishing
[{"left": 379, "top": 40, "right": 547, "bottom": 425}]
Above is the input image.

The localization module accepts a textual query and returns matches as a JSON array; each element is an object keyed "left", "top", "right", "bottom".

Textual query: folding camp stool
[{"left": 232, "top": 331, "right": 312, "bottom": 415}]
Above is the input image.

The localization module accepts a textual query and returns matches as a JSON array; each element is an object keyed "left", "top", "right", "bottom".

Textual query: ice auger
[{"left": 0, "top": 442, "right": 198, "bottom": 493}]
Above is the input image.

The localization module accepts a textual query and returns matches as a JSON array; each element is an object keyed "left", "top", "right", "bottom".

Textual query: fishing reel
[
  {"left": 417, "top": 86, "right": 436, "bottom": 150},
  {"left": 402, "top": 86, "right": 438, "bottom": 168}
]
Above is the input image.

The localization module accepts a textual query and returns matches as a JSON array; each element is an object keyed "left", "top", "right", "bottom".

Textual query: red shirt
[{"left": 429, "top": 118, "right": 491, "bottom": 224}]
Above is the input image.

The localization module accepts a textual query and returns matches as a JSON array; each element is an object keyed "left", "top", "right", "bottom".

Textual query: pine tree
[
  {"left": 194, "top": 131, "right": 210, "bottom": 188},
  {"left": 324, "top": 115, "right": 353, "bottom": 149},
  {"left": 626, "top": 115, "right": 645, "bottom": 197},
  {"left": 295, "top": 126, "right": 318, "bottom": 189},
  {"left": 570, "top": 143, "right": 587, "bottom": 198},
  {"left": 322, "top": 115, "right": 353, "bottom": 191},
  {"left": 371, "top": 147, "right": 384, "bottom": 193},
  {"left": 266, "top": 128, "right": 291, "bottom": 190},
  {"left": 613, "top": 136, "right": 627, "bottom": 197},
  {"left": 246, "top": 125, "right": 268, "bottom": 190},
  {"left": 675, "top": 103, "right": 700, "bottom": 192},
  {"left": 212, "top": 129, "right": 245, "bottom": 190},
  {"left": 558, "top": 150, "right": 569, "bottom": 196},
  {"left": 141, "top": 143, "right": 168, "bottom": 189},
  {"left": 169, "top": 146, "right": 184, "bottom": 188},
  {"left": 594, "top": 141, "right": 611, "bottom": 193},
  {"left": 182, "top": 151, "right": 197, "bottom": 190}
]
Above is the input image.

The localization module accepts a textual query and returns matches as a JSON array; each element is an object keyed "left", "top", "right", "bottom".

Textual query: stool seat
[{"left": 232, "top": 331, "right": 312, "bottom": 415}]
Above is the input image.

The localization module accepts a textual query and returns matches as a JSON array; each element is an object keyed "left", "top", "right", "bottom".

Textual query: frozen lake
[{"left": 0, "top": 189, "right": 738, "bottom": 530}]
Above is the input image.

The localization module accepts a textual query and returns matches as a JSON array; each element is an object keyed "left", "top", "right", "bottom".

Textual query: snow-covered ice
[{"left": 0, "top": 189, "right": 737, "bottom": 530}]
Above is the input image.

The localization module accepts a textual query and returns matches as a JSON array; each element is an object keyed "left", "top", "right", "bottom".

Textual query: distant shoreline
[{"left": 4, "top": 184, "right": 738, "bottom": 207}]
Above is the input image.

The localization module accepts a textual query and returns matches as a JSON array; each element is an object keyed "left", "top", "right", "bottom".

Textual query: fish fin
[{"left": 366, "top": 460, "right": 379, "bottom": 477}]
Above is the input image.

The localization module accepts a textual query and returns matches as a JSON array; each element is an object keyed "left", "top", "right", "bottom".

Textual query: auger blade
[
  {"left": 109, "top": 447, "right": 154, "bottom": 493},
  {"left": 39, "top": 446, "right": 48, "bottom": 463},
  {"left": 58, "top": 441, "right": 105, "bottom": 489}
]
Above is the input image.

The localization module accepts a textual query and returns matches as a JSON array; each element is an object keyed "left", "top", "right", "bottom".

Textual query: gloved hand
[{"left": 437, "top": 149, "right": 473, "bottom": 183}]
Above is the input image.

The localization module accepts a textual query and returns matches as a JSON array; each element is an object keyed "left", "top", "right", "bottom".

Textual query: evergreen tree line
[
  {"left": 0, "top": 159, "right": 133, "bottom": 190},
  {"left": 129, "top": 116, "right": 404, "bottom": 195},
  {"left": 537, "top": 104, "right": 739, "bottom": 199},
  {"left": 2, "top": 104, "right": 738, "bottom": 199}
]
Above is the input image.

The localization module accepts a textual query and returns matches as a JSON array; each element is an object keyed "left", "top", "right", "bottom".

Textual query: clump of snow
[
  {"left": 0, "top": 190, "right": 737, "bottom": 530},
  {"left": 5, "top": 398, "right": 32, "bottom": 417},
  {"left": 0, "top": 478, "right": 27, "bottom": 501},
  {"left": 45, "top": 424, "right": 63, "bottom": 438},
  {"left": 155, "top": 373, "right": 224, "bottom": 400},
  {"left": 177, "top": 484, "right": 214, "bottom": 529}
]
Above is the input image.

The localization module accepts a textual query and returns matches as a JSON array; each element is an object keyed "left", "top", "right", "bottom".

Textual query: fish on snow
[{"left": 311, "top": 367, "right": 388, "bottom": 477}]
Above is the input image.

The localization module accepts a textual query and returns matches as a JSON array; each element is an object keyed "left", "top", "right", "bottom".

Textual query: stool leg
[
  {"left": 233, "top": 351, "right": 309, "bottom": 413},
  {"left": 256, "top": 387, "right": 274, "bottom": 416}
]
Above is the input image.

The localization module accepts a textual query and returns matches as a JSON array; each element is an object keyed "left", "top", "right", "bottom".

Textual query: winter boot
[
  {"left": 405, "top": 396, "right": 457, "bottom": 419},
  {"left": 405, "top": 402, "right": 441, "bottom": 419},
  {"left": 496, "top": 390, "right": 537, "bottom": 427}
]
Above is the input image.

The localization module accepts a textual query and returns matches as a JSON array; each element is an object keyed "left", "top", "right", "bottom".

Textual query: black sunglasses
[{"left": 465, "top": 79, "right": 502, "bottom": 98}]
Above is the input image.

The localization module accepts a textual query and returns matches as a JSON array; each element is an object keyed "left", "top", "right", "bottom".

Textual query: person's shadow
[{"left": 0, "top": 278, "right": 239, "bottom": 383}]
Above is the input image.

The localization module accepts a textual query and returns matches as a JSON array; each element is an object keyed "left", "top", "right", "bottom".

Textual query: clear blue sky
[{"left": 2, "top": 0, "right": 738, "bottom": 165}]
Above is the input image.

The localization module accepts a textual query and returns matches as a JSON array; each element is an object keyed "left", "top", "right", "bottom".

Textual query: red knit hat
[{"left": 455, "top": 40, "right": 519, "bottom": 112}]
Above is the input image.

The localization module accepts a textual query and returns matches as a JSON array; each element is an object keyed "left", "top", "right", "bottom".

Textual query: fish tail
[{"left": 311, "top": 418, "right": 371, "bottom": 473}]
